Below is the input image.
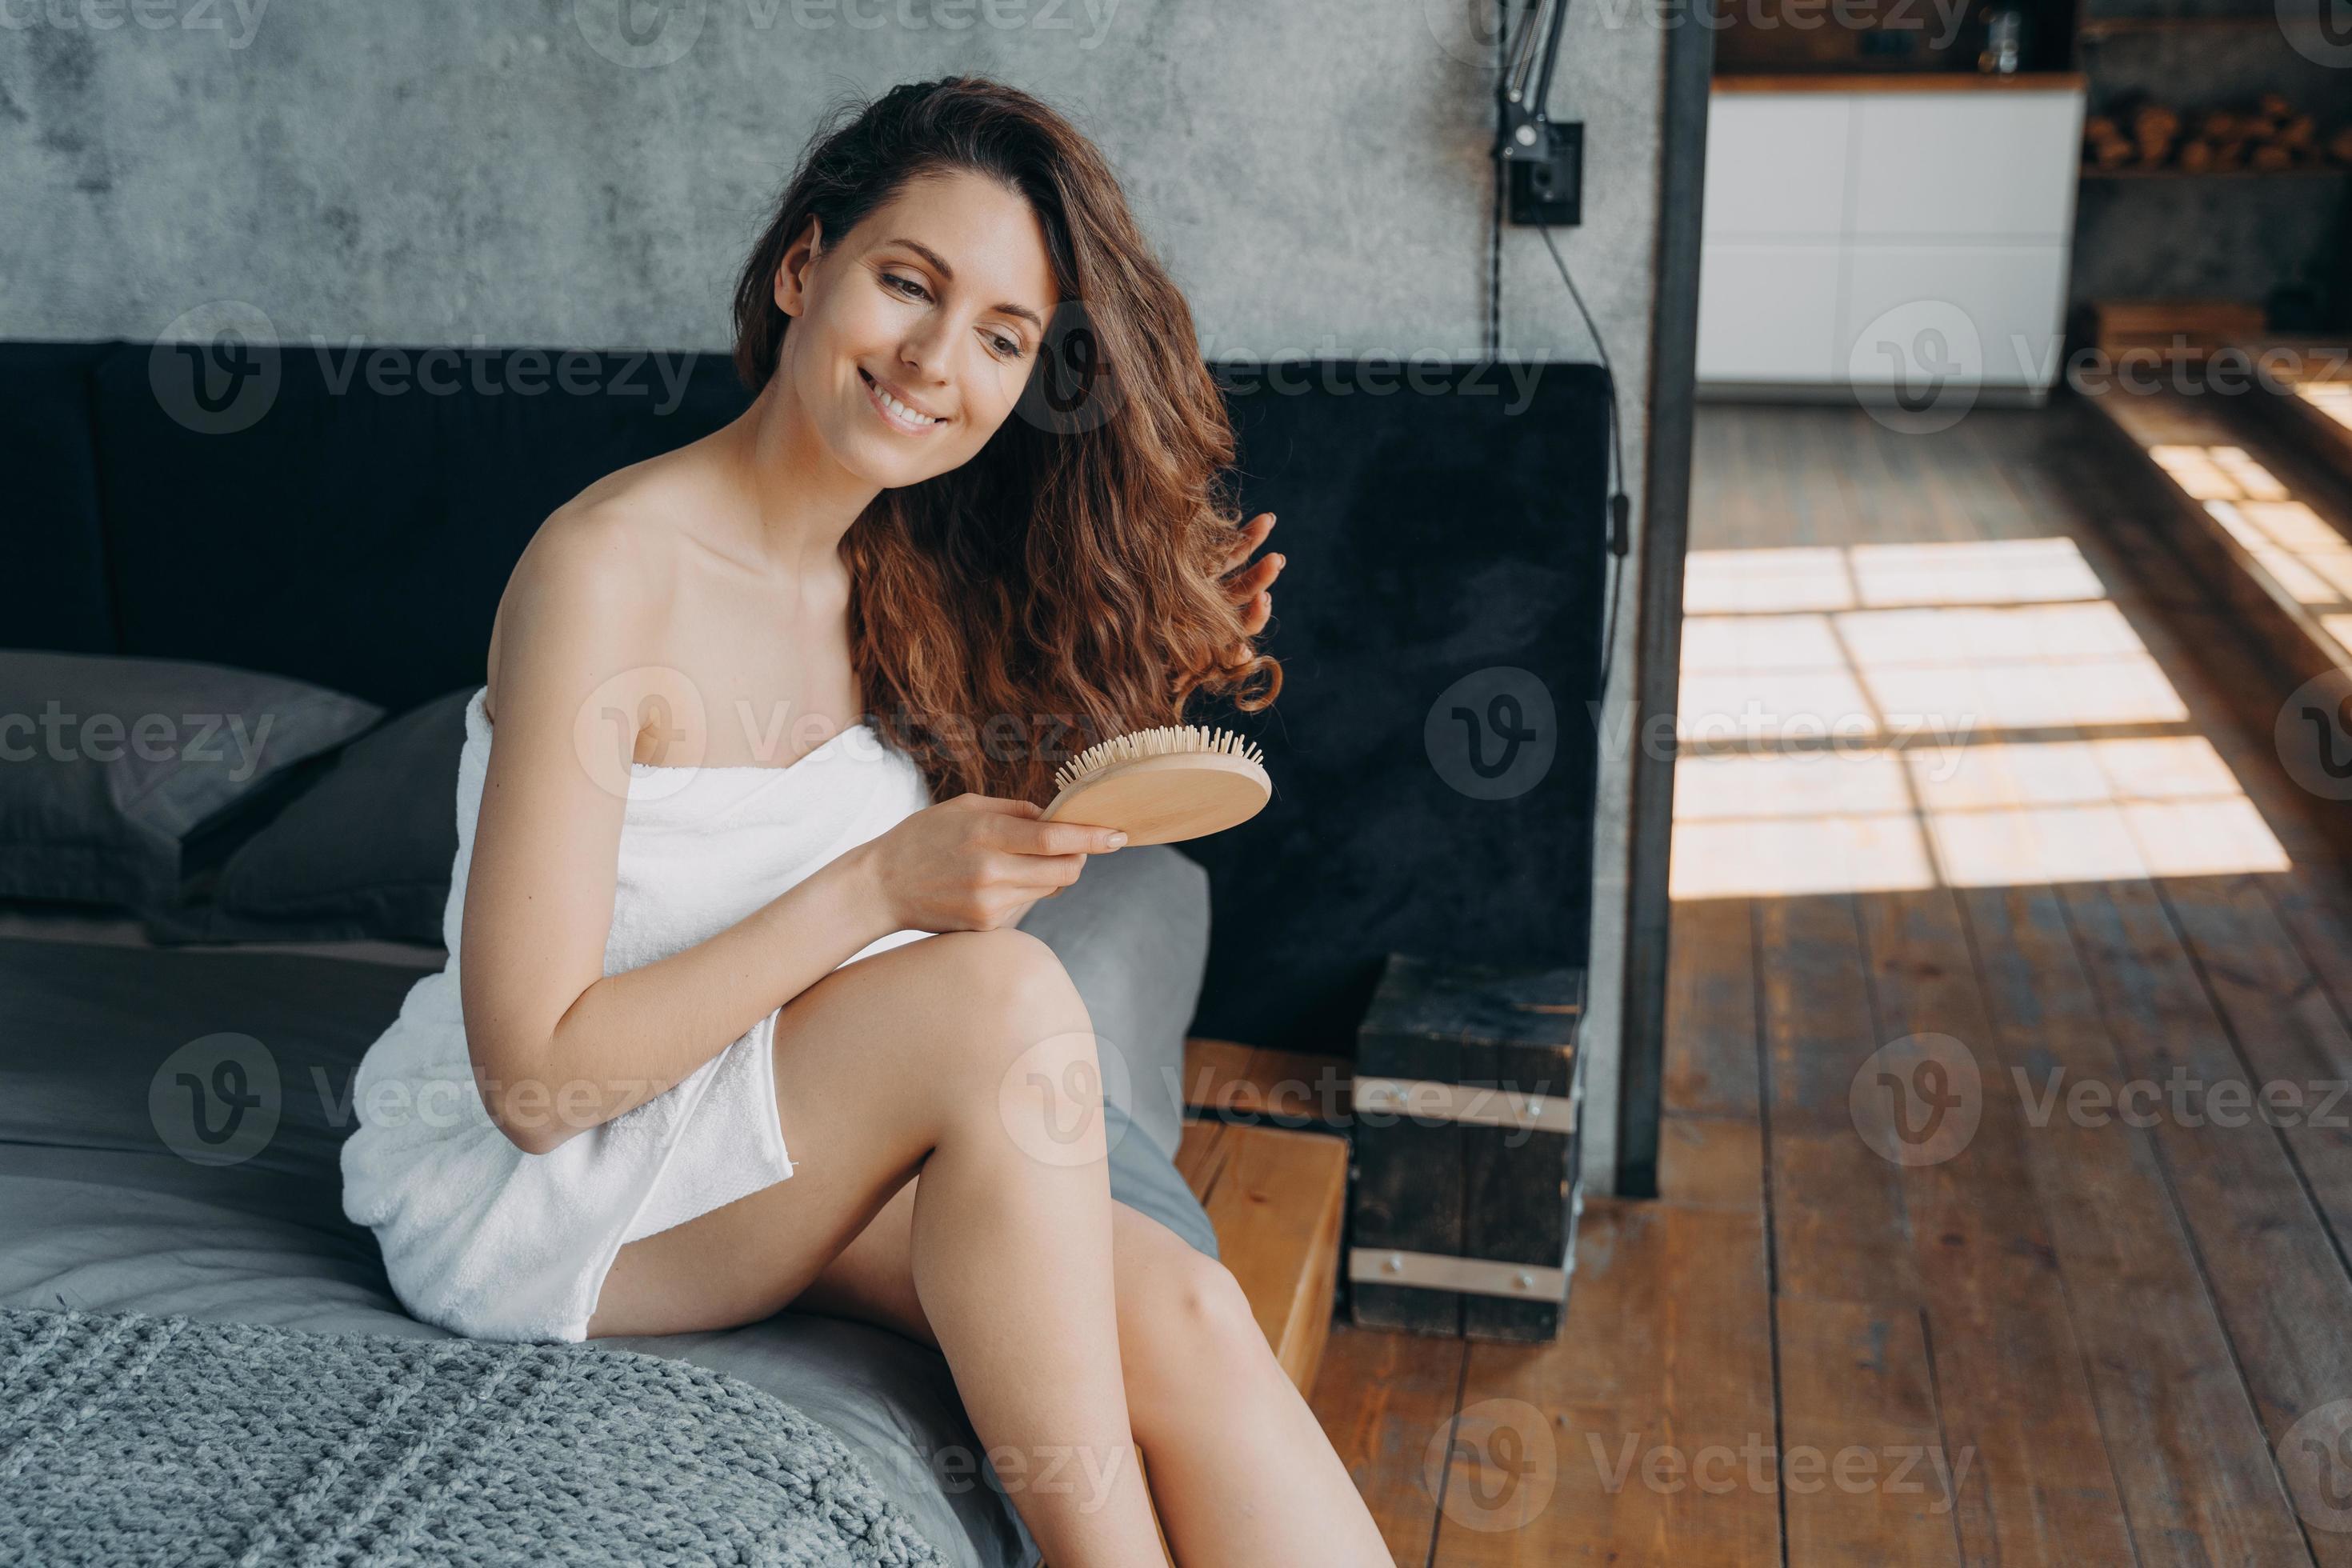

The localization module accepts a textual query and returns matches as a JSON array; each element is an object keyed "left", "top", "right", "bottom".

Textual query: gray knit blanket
[{"left": 0, "top": 1306, "right": 949, "bottom": 1567}]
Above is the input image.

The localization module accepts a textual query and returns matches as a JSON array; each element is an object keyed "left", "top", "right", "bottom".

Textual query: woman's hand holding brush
[
  {"left": 825, "top": 512, "right": 1283, "bottom": 943},
  {"left": 841, "top": 794, "right": 1126, "bottom": 935}
]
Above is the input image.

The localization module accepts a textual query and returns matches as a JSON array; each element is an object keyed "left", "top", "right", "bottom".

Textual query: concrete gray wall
[{"left": 1, "top": 0, "right": 1665, "bottom": 1190}]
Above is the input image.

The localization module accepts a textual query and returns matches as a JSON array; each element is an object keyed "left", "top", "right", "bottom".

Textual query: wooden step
[
  {"left": 2083, "top": 385, "right": 2352, "bottom": 822},
  {"left": 1176, "top": 1039, "right": 1354, "bottom": 1390},
  {"left": 1181, "top": 1034, "right": 1353, "bottom": 1129},
  {"left": 2236, "top": 339, "right": 2352, "bottom": 515},
  {"left": 1177, "top": 1116, "right": 1350, "bottom": 1394}
]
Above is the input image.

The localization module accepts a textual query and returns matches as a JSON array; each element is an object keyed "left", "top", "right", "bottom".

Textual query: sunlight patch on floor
[
  {"left": 2298, "top": 382, "right": 2352, "bottom": 434},
  {"left": 1669, "top": 538, "right": 2290, "bottom": 901}
]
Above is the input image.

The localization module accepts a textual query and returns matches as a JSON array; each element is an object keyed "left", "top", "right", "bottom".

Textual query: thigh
[{"left": 586, "top": 926, "right": 1093, "bottom": 1338}]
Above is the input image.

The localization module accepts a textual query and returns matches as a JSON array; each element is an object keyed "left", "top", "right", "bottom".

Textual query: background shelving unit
[{"left": 2066, "top": 0, "right": 2352, "bottom": 325}]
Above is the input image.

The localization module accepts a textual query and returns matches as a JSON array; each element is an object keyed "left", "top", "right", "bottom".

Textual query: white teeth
[{"left": 868, "top": 374, "right": 939, "bottom": 426}]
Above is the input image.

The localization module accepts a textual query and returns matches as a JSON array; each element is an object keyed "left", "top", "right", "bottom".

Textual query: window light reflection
[{"left": 1670, "top": 539, "right": 2290, "bottom": 900}]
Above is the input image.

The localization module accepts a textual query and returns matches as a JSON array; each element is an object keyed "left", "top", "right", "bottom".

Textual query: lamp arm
[
  {"left": 1533, "top": 0, "right": 1568, "bottom": 116},
  {"left": 1504, "top": 0, "right": 1550, "bottom": 104}
]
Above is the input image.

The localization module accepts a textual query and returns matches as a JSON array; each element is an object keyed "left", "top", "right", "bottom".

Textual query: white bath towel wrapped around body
[{"left": 341, "top": 683, "right": 934, "bottom": 1342}]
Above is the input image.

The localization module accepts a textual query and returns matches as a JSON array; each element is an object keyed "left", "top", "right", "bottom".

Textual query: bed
[{"left": 0, "top": 839, "right": 1218, "bottom": 1567}]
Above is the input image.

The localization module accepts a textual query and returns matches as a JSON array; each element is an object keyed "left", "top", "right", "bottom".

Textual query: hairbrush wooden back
[{"left": 1040, "top": 724, "right": 1271, "bottom": 846}]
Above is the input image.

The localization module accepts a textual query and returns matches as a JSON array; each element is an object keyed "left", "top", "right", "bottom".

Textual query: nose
[{"left": 898, "top": 314, "right": 954, "bottom": 390}]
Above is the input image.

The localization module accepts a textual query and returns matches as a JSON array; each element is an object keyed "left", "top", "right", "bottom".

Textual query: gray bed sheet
[{"left": 0, "top": 844, "right": 1218, "bottom": 1568}]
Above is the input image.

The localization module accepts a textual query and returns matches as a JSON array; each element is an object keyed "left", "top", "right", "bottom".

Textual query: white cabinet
[
  {"left": 1704, "top": 98, "right": 1848, "bottom": 238},
  {"left": 1696, "top": 84, "right": 2086, "bottom": 398},
  {"left": 1843, "top": 242, "right": 2072, "bottom": 386},
  {"left": 1698, "top": 243, "right": 1843, "bottom": 381},
  {"left": 1847, "top": 94, "right": 2082, "bottom": 238}
]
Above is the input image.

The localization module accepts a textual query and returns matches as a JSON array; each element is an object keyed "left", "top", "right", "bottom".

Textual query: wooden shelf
[
  {"left": 1713, "top": 71, "right": 2086, "bottom": 92},
  {"left": 2078, "top": 13, "right": 2278, "bottom": 37},
  {"left": 2081, "top": 164, "right": 2352, "bottom": 178}
]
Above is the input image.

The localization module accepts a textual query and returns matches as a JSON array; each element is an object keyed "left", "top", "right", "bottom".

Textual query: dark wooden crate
[{"left": 1346, "top": 951, "right": 1585, "bottom": 1342}]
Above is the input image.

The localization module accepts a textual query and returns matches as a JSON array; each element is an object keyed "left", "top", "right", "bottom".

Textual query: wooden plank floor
[{"left": 1306, "top": 398, "right": 2352, "bottom": 1565}]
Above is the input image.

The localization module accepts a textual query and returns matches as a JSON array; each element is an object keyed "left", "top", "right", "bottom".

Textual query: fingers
[
  {"left": 1023, "top": 851, "right": 1090, "bottom": 887},
  {"left": 1224, "top": 551, "right": 1282, "bottom": 598},
  {"left": 996, "top": 814, "right": 1127, "bottom": 855},
  {"left": 1220, "top": 512, "right": 1277, "bottom": 574},
  {"left": 954, "top": 792, "right": 1044, "bottom": 817}
]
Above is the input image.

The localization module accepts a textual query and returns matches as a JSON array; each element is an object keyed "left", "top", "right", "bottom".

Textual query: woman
[{"left": 341, "top": 76, "right": 1392, "bottom": 1565}]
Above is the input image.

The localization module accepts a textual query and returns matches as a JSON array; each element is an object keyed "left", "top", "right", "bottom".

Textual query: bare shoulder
[{"left": 485, "top": 456, "right": 712, "bottom": 703}]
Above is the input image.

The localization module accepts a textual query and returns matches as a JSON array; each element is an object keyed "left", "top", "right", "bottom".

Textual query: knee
[
  {"left": 930, "top": 927, "right": 1090, "bottom": 1034},
  {"left": 922, "top": 929, "right": 1102, "bottom": 1117},
  {"left": 1128, "top": 1250, "right": 1265, "bottom": 1396}
]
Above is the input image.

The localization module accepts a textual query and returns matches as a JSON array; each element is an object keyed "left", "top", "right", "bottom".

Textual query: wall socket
[{"left": 1505, "top": 120, "right": 1584, "bottom": 226}]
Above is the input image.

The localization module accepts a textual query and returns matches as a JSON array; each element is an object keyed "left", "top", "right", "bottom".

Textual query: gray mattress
[{"left": 0, "top": 844, "right": 1219, "bottom": 1568}]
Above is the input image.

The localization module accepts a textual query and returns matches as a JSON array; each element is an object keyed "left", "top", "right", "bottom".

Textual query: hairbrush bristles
[{"left": 1052, "top": 724, "right": 1267, "bottom": 794}]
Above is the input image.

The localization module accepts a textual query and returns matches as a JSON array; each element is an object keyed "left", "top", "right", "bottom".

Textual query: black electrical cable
[
  {"left": 1491, "top": 0, "right": 1631, "bottom": 692},
  {"left": 1488, "top": 155, "right": 1503, "bottom": 364},
  {"left": 1495, "top": 0, "right": 1627, "bottom": 700},
  {"left": 1536, "top": 221, "right": 1631, "bottom": 696},
  {"left": 1487, "top": 5, "right": 1507, "bottom": 364}
]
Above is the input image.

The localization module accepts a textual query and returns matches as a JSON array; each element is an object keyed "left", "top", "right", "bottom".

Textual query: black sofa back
[{"left": 6, "top": 339, "right": 1609, "bottom": 1055}]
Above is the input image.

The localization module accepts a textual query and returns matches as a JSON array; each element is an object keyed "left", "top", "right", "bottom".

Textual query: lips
[{"left": 859, "top": 367, "right": 946, "bottom": 434}]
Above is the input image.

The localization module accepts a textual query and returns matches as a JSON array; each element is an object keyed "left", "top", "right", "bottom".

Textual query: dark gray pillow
[
  {"left": 0, "top": 650, "right": 383, "bottom": 914},
  {"left": 146, "top": 686, "right": 471, "bottom": 946}
]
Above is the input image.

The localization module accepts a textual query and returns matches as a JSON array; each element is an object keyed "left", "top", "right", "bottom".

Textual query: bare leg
[
  {"left": 589, "top": 928, "right": 1163, "bottom": 1566},
  {"left": 798, "top": 1176, "right": 1395, "bottom": 1566}
]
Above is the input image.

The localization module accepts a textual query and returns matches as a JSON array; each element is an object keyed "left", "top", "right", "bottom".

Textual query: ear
[{"left": 773, "top": 214, "right": 824, "bottom": 318}]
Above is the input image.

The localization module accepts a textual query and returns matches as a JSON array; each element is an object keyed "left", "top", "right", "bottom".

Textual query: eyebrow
[{"left": 883, "top": 238, "right": 1050, "bottom": 331}]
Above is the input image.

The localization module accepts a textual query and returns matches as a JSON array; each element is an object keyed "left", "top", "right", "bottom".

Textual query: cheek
[
  {"left": 967, "top": 360, "right": 1031, "bottom": 432},
  {"left": 814, "top": 289, "right": 892, "bottom": 361}
]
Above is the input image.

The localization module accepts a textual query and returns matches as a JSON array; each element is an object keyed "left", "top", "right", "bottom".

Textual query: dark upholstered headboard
[{"left": 5, "top": 340, "right": 1610, "bottom": 1056}]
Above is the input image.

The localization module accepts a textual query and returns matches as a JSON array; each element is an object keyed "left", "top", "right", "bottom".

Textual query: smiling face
[{"left": 773, "top": 169, "right": 1060, "bottom": 488}]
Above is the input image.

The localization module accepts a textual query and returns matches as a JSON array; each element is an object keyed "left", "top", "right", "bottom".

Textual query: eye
[
  {"left": 986, "top": 331, "right": 1024, "bottom": 358},
  {"left": 881, "top": 270, "right": 930, "bottom": 302}
]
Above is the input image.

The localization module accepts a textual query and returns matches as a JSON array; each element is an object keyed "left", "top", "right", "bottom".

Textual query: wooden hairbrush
[{"left": 1040, "top": 724, "right": 1272, "bottom": 846}]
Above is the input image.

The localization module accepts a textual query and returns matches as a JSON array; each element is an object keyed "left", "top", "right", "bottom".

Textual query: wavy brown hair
[{"left": 730, "top": 76, "right": 1280, "bottom": 806}]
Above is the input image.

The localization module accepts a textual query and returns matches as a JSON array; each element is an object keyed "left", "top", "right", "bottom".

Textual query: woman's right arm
[
  {"left": 457, "top": 508, "right": 1124, "bottom": 1156},
  {"left": 457, "top": 510, "right": 897, "bottom": 1154}
]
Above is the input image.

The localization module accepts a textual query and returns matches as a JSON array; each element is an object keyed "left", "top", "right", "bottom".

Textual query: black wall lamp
[{"left": 1497, "top": 0, "right": 1584, "bottom": 226}]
